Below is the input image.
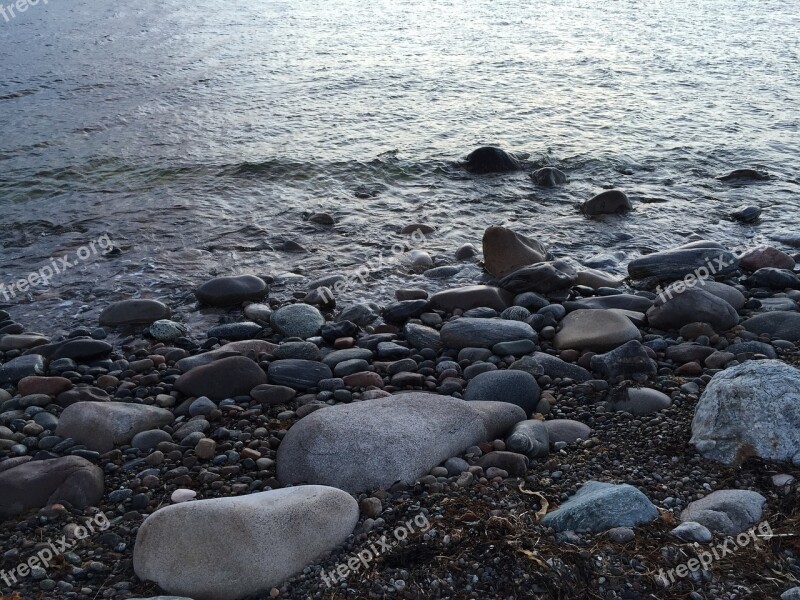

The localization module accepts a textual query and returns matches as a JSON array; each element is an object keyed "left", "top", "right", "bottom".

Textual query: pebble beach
[{"left": 1, "top": 158, "right": 800, "bottom": 599}]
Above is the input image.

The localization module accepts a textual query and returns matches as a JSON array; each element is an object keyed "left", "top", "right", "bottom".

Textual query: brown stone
[
  {"left": 429, "top": 285, "right": 513, "bottom": 312},
  {"left": 739, "top": 246, "right": 795, "bottom": 272},
  {"left": 17, "top": 376, "right": 73, "bottom": 397},
  {"left": 343, "top": 371, "right": 384, "bottom": 389},
  {"left": 482, "top": 226, "right": 547, "bottom": 278}
]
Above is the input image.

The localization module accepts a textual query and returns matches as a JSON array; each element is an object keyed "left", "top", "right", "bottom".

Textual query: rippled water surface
[{"left": 1, "top": 0, "right": 798, "bottom": 330}]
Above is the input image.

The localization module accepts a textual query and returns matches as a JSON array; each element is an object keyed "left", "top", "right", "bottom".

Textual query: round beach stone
[
  {"left": 195, "top": 275, "right": 268, "bottom": 306},
  {"left": 464, "top": 370, "right": 541, "bottom": 415},
  {"left": 271, "top": 304, "right": 325, "bottom": 339},
  {"left": 553, "top": 309, "right": 641, "bottom": 353}
]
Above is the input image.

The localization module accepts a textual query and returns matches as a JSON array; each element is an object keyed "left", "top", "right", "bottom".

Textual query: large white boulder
[
  {"left": 133, "top": 486, "right": 358, "bottom": 600},
  {"left": 277, "top": 392, "right": 526, "bottom": 493},
  {"left": 691, "top": 360, "right": 800, "bottom": 465}
]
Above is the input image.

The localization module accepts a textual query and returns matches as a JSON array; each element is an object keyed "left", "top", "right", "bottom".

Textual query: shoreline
[{"left": 0, "top": 222, "right": 799, "bottom": 600}]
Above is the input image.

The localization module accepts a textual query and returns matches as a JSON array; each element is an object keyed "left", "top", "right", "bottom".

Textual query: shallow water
[{"left": 1, "top": 0, "right": 798, "bottom": 332}]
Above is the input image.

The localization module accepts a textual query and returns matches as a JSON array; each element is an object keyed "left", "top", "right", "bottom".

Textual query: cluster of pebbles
[{"left": 1, "top": 215, "right": 799, "bottom": 600}]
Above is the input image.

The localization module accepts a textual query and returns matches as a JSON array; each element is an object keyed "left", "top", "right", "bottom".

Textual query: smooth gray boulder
[
  {"left": 56, "top": 402, "right": 174, "bottom": 452},
  {"left": 99, "top": 299, "right": 171, "bottom": 326},
  {"left": 691, "top": 360, "right": 800, "bottom": 464},
  {"left": 0, "top": 354, "right": 45, "bottom": 384},
  {"left": 680, "top": 489, "right": 766, "bottom": 535},
  {"left": 441, "top": 318, "right": 537, "bottom": 349},
  {"left": 0, "top": 456, "right": 104, "bottom": 519},
  {"left": 554, "top": 309, "right": 641, "bottom": 352},
  {"left": 582, "top": 190, "right": 632, "bottom": 215},
  {"left": 134, "top": 486, "right": 358, "bottom": 600},
  {"left": 277, "top": 393, "right": 525, "bottom": 492},
  {"left": 541, "top": 481, "right": 658, "bottom": 532}
]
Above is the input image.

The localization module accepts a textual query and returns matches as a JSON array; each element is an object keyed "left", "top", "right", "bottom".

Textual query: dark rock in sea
[
  {"left": 628, "top": 244, "right": 739, "bottom": 281},
  {"left": 748, "top": 268, "right": 800, "bottom": 290},
  {"left": 99, "top": 299, "right": 171, "bottom": 326},
  {"left": 730, "top": 205, "right": 762, "bottom": 223},
  {"left": 531, "top": 167, "right": 568, "bottom": 186},
  {"left": 497, "top": 261, "right": 577, "bottom": 295},
  {"left": 582, "top": 190, "right": 632, "bottom": 216},
  {"left": 454, "top": 243, "right": 478, "bottom": 260},
  {"left": 463, "top": 146, "right": 521, "bottom": 174},
  {"left": 195, "top": 275, "right": 268, "bottom": 306},
  {"left": 715, "top": 168, "right": 769, "bottom": 182}
]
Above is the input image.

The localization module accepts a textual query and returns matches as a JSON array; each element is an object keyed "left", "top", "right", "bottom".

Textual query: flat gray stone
[
  {"left": 268, "top": 359, "right": 333, "bottom": 390},
  {"left": 277, "top": 392, "right": 525, "bottom": 493},
  {"left": 680, "top": 489, "right": 766, "bottom": 535},
  {"left": 441, "top": 318, "right": 537, "bottom": 349},
  {"left": 464, "top": 370, "right": 540, "bottom": 415},
  {"left": 628, "top": 245, "right": 739, "bottom": 281},
  {"left": 554, "top": 309, "right": 641, "bottom": 353}
]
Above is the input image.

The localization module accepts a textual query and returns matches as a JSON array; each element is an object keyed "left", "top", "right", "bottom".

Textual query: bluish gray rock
[
  {"left": 511, "top": 353, "right": 591, "bottom": 383},
  {"left": 0, "top": 354, "right": 45, "bottom": 384},
  {"left": 541, "top": 481, "right": 658, "bottom": 532},
  {"left": 610, "top": 387, "right": 672, "bottom": 416},
  {"left": 133, "top": 486, "right": 358, "bottom": 600},
  {"left": 277, "top": 393, "right": 525, "bottom": 493},
  {"left": 505, "top": 420, "right": 549, "bottom": 458},
  {"left": 691, "top": 360, "right": 800, "bottom": 464},
  {"left": 590, "top": 340, "right": 657, "bottom": 381},
  {"left": 271, "top": 304, "right": 325, "bottom": 339},
  {"left": 206, "top": 322, "right": 263, "bottom": 341},
  {"left": 671, "top": 521, "right": 712, "bottom": 542},
  {"left": 268, "top": 359, "right": 333, "bottom": 390},
  {"left": 680, "top": 489, "right": 766, "bottom": 535},
  {"left": 441, "top": 318, "right": 537, "bottom": 349},
  {"left": 464, "top": 370, "right": 541, "bottom": 415},
  {"left": 554, "top": 309, "right": 641, "bottom": 353},
  {"left": 403, "top": 323, "right": 442, "bottom": 350}
]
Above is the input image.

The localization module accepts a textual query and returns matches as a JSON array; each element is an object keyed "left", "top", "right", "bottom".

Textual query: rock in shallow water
[
  {"left": 0, "top": 455, "right": 104, "bottom": 519},
  {"left": 497, "top": 261, "right": 577, "bottom": 295},
  {"left": 277, "top": 392, "right": 525, "bottom": 492},
  {"left": 133, "top": 486, "right": 359, "bottom": 600},
  {"left": 99, "top": 299, "right": 171, "bottom": 326},
  {"left": 582, "top": 190, "right": 632, "bottom": 216},
  {"left": 628, "top": 244, "right": 739, "bottom": 281},
  {"left": 691, "top": 360, "right": 800, "bottom": 465},
  {"left": 195, "top": 275, "right": 268, "bottom": 306},
  {"left": 463, "top": 146, "right": 521, "bottom": 174},
  {"left": 482, "top": 226, "right": 547, "bottom": 278},
  {"left": 541, "top": 481, "right": 658, "bottom": 532},
  {"left": 531, "top": 166, "right": 567, "bottom": 186}
]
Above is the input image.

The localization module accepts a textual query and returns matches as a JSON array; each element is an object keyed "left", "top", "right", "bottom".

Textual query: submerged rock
[
  {"left": 628, "top": 244, "right": 739, "bottom": 281},
  {"left": 463, "top": 146, "right": 521, "bottom": 174},
  {"left": 531, "top": 166, "right": 568, "bottom": 186},
  {"left": 716, "top": 168, "right": 769, "bottom": 181},
  {"left": 582, "top": 190, "right": 632, "bottom": 216}
]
